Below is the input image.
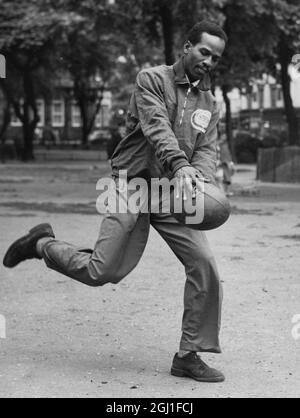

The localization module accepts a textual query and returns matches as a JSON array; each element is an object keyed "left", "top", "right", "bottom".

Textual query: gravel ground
[{"left": 0, "top": 161, "right": 300, "bottom": 398}]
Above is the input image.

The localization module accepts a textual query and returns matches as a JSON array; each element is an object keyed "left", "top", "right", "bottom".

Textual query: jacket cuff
[{"left": 171, "top": 159, "right": 191, "bottom": 176}]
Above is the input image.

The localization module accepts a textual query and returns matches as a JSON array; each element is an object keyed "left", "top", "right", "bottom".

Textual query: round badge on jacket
[{"left": 191, "top": 109, "right": 212, "bottom": 133}]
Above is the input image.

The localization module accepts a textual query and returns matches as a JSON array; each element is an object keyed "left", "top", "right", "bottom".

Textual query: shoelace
[{"left": 190, "top": 353, "right": 209, "bottom": 370}]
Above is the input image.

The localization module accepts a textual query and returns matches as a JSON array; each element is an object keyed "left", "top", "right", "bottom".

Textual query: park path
[{"left": 0, "top": 162, "right": 300, "bottom": 398}]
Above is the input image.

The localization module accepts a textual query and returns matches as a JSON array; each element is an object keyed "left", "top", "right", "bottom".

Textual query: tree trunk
[
  {"left": 279, "top": 36, "right": 299, "bottom": 146},
  {"left": 81, "top": 124, "right": 89, "bottom": 148},
  {"left": 21, "top": 71, "right": 39, "bottom": 160},
  {"left": 0, "top": 90, "right": 11, "bottom": 163},
  {"left": 0, "top": 89, "right": 11, "bottom": 144},
  {"left": 74, "top": 78, "right": 91, "bottom": 148},
  {"left": 22, "top": 125, "right": 34, "bottom": 160},
  {"left": 77, "top": 86, "right": 105, "bottom": 148},
  {"left": 222, "top": 84, "right": 236, "bottom": 162},
  {"left": 87, "top": 86, "right": 105, "bottom": 134},
  {"left": 22, "top": 100, "right": 34, "bottom": 161},
  {"left": 78, "top": 98, "right": 89, "bottom": 148},
  {"left": 158, "top": 0, "right": 175, "bottom": 65}
]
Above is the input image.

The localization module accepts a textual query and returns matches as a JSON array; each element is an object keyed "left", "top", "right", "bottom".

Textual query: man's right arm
[{"left": 135, "top": 69, "right": 190, "bottom": 175}]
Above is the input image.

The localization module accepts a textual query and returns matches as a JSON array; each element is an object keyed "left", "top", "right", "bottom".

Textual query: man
[
  {"left": 217, "top": 129, "right": 235, "bottom": 196},
  {"left": 3, "top": 21, "right": 228, "bottom": 383}
]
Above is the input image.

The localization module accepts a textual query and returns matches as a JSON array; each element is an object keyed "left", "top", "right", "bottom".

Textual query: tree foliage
[
  {"left": 0, "top": 0, "right": 300, "bottom": 158},
  {"left": 0, "top": 0, "right": 75, "bottom": 159},
  {"left": 53, "top": 0, "right": 123, "bottom": 145}
]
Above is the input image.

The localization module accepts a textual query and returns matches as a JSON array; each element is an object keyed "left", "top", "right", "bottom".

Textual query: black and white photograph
[{"left": 0, "top": 0, "right": 300, "bottom": 401}]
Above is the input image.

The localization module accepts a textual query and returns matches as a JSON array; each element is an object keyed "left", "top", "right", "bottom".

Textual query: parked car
[{"left": 88, "top": 128, "right": 111, "bottom": 148}]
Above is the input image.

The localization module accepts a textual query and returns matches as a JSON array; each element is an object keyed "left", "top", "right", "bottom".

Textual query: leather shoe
[
  {"left": 3, "top": 223, "right": 55, "bottom": 268},
  {"left": 171, "top": 352, "right": 225, "bottom": 383}
]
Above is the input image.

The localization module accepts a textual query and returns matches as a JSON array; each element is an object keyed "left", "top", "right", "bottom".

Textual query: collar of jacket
[{"left": 173, "top": 56, "right": 211, "bottom": 92}]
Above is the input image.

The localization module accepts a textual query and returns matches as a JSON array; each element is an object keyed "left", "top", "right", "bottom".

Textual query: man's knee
[
  {"left": 87, "top": 262, "right": 122, "bottom": 287},
  {"left": 189, "top": 246, "right": 216, "bottom": 267},
  {"left": 186, "top": 248, "right": 220, "bottom": 284},
  {"left": 87, "top": 275, "right": 123, "bottom": 287}
]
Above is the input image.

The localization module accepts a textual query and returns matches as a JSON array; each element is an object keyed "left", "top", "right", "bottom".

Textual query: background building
[
  {"left": 6, "top": 77, "right": 112, "bottom": 147},
  {"left": 215, "top": 66, "right": 300, "bottom": 136}
]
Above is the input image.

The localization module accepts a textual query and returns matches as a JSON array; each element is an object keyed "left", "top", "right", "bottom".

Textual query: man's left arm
[{"left": 190, "top": 105, "right": 220, "bottom": 185}]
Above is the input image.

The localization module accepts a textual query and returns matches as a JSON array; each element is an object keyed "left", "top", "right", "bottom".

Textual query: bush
[
  {"left": 0, "top": 143, "right": 17, "bottom": 161},
  {"left": 260, "top": 129, "right": 288, "bottom": 148},
  {"left": 234, "top": 131, "right": 261, "bottom": 163}
]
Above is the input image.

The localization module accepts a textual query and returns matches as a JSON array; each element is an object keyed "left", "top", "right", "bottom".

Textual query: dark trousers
[{"left": 42, "top": 182, "right": 222, "bottom": 353}]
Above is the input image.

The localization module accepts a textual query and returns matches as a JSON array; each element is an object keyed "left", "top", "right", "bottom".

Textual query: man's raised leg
[{"left": 41, "top": 211, "right": 150, "bottom": 286}]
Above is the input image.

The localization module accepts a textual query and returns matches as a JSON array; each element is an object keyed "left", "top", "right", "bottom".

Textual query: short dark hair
[{"left": 187, "top": 21, "right": 228, "bottom": 45}]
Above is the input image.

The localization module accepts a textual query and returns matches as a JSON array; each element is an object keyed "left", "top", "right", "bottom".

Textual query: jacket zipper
[{"left": 179, "top": 86, "right": 191, "bottom": 126}]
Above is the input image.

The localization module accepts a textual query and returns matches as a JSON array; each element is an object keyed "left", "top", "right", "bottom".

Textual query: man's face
[{"left": 183, "top": 32, "right": 225, "bottom": 82}]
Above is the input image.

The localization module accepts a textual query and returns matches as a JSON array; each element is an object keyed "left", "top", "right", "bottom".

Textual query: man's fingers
[
  {"left": 193, "top": 176, "right": 205, "bottom": 193},
  {"left": 183, "top": 185, "right": 187, "bottom": 201},
  {"left": 175, "top": 176, "right": 184, "bottom": 199},
  {"left": 182, "top": 179, "right": 187, "bottom": 201},
  {"left": 174, "top": 172, "right": 205, "bottom": 200},
  {"left": 195, "top": 171, "right": 210, "bottom": 183},
  {"left": 184, "top": 176, "right": 194, "bottom": 201},
  {"left": 185, "top": 176, "right": 193, "bottom": 194},
  {"left": 180, "top": 176, "right": 184, "bottom": 197},
  {"left": 175, "top": 177, "right": 180, "bottom": 199}
]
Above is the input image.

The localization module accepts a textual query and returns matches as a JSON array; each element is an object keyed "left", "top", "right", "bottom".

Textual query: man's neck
[{"left": 186, "top": 73, "right": 201, "bottom": 87}]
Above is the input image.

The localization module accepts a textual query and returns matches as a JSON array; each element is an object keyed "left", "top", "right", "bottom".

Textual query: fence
[{"left": 257, "top": 146, "right": 300, "bottom": 183}]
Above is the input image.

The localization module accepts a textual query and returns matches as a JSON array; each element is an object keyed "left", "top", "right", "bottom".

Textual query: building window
[
  {"left": 277, "top": 88, "right": 283, "bottom": 102},
  {"left": 252, "top": 91, "right": 257, "bottom": 103},
  {"left": 247, "top": 94, "right": 252, "bottom": 109},
  {"left": 270, "top": 86, "right": 277, "bottom": 108},
  {"left": 258, "top": 87, "right": 264, "bottom": 109},
  {"left": 36, "top": 99, "right": 45, "bottom": 127},
  {"left": 95, "top": 105, "right": 110, "bottom": 128},
  {"left": 51, "top": 99, "right": 65, "bottom": 127},
  {"left": 71, "top": 102, "right": 82, "bottom": 127}
]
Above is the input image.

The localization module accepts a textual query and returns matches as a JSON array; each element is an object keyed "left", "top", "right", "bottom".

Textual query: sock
[
  {"left": 178, "top": 350, "right": 193, "bottom": 358},
  {"left": 36, "top": 237, "right": 53, "bottom": 257}
]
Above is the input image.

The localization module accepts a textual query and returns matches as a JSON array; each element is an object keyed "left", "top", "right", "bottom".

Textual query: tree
[
  {"left": 54, "top": 0, "right": 123, "bottom": 146},
  {"left": 110, "top": 0, "right": 226, "bottom": 111},
  {"left": 0, "top": 84, "right": 11, "bottom": 145},
  {"left": 272, "top": 0, "right": 300, "bottom": 145},
  {"left": 212, "top": 0, "right": 277, "bottom": 159},
  {"left": 243, "top": 0, "right": 300, "bottom": 145},
  {"left": 208, "top": 0, "right": 300, "bottom": 156},
  {"left": 0, "top": 0, "right": 75, "bottom": 159}
]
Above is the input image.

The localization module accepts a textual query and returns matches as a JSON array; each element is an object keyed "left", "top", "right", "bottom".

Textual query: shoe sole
[
  {"left": 3, "top": 223, "right": 53, "bottom": 268},
  {"left": 171, "top": 367, "right": 225, "bottom": 383}
]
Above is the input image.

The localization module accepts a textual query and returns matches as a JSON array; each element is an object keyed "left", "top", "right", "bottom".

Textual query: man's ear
[{"left": 183, "top": 41, "right": 192, "bottom": 55}]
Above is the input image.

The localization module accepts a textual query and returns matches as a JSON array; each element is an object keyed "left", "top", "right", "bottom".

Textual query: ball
[{"left": 169, "top": 182, "right": 231, "bottom": 230}]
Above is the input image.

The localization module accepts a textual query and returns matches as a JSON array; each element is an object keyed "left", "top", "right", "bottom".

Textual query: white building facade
[{"left": 214, "top": 66, "right": 300, "bottom": 133}]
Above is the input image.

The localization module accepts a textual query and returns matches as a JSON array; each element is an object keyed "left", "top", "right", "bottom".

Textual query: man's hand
[{"left": 174, "top": 166, "right": 207, "bottom": 200}]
